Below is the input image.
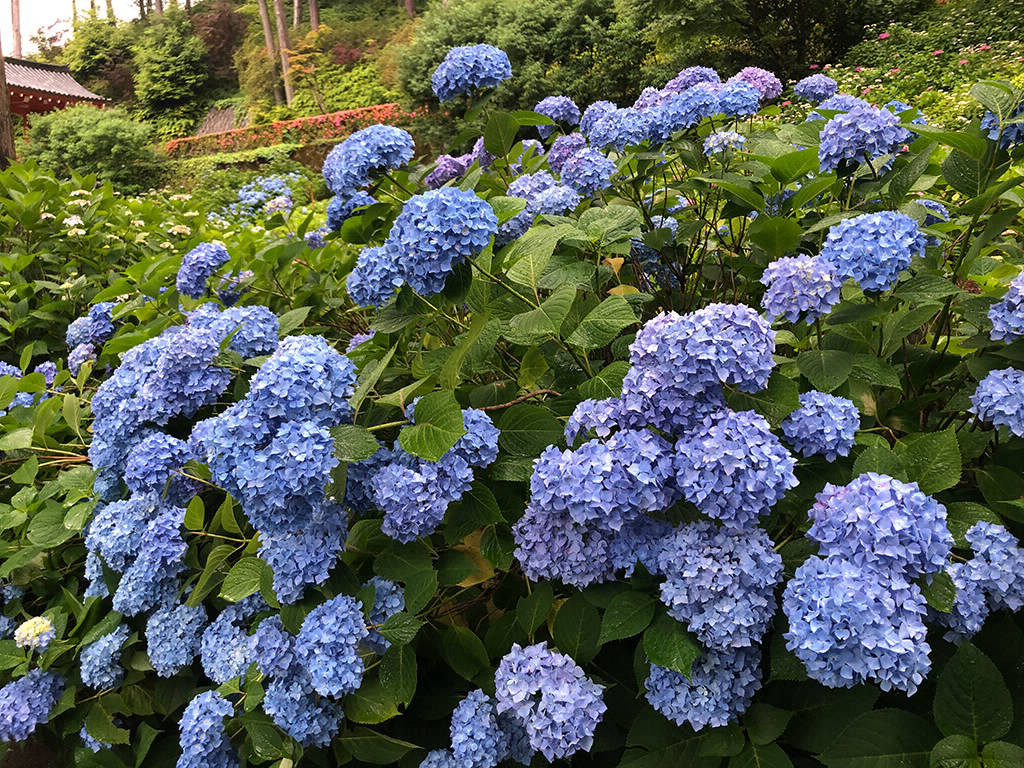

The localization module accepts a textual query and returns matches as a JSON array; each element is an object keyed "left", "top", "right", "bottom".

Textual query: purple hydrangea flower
[
  {"left": 432, "top": 44, "right": 512, "bottom": 102},
  {"left": 729, "top": 67, "right": 782, "bottom": 99},
  {"left": 794, "top": 74, "right": 838, "bottom": 102},
  {"left": 971, "top": 367, "right": 1024, "bottom": 436},
  {"left": 818, "top": 105, "right": 909, "bottom": 173},
  {"left": 781, "top": 391, "right": 859, "bottom": 461},
  {"left": 534, "top": 96, "right": 580, "bottom": 138},
  {"left": 0, "top": 670, "right": 65, "bottom": 742},
  {"left": 425, "top": 154, "right": 471, "bottom": 189},
  {"left": 760, "top": 254, "right": 842, "bottom": 323},
  {"left": 579, "top": 101, "right": 617, "bottom": 138},
  {"left": 547, "top": 133, "right": 587, "bottom": 174},
  {"left": 663, "top": 66, "right": 720, "bottom": 94},
  {"left": 820, "top": 211, "right": 927, "bottom": 292}
]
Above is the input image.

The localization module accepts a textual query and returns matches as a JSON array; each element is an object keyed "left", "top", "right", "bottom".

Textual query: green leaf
[
  {"left": 0, "top": 427, "right": 32, "bottom": 451},
  {"left": 186, "top": 544, "right": 235, "bottom": 606},
  {"left": 748, "top": 215, "right": 803, "bottom": 258},
  {"left": 220, "top": 557, "right": 266, "bottom": 603},
  {"left": 819, "top": 709, "right": 938, "bottom": 768},
  {"left": 340, "top": 728, "right": 420, "bottom": 764},
  {"left": 579, "top": 361, "right": 630, "bottom": 401},
  {"left": 441, "top": 625, "right": 490, "bottom": 681},
  {"left": 380, "top": 643, "right": 417, "bottom": 706},
  {"left": 791, "top": 174, "right": 836, "bottom": 210},
  {"left": 970, "top": 81, "right": 1021, "bottom": 123},
  {"left": 797, "top": 350, "right": 854, "bottom": 392},
  {"left": 895, "top": 274, "right": 960, "bottom": 304},
  {"left": 331, "top": 424, "right": 381, "bottom": 463},
  {"left": 930, "top": 734, "right": 979, "bottom": 768},
  {"left": 894, "top": 428, "right": 962, "bottom": 494},
  {"left": 398, "top": 391, "right": 467, "bottom": 462},
  {"left": 86, "top": 702, "right": 131, "bottom": 746},
  {"left": 504, "top": 224, "right": 576, "bottom": 288},
  {"left": 344, "top": 679, "right": 399, "bottom": 724},
  {"left": 441, "top": 312, "right": 491, "bottom": 388},
  {"left": 943, "top": 149, "right": 990, "bottom": 198},
  {"left": 933, "top": 643, "right": 1012, "bottom": 743},
  {"left": 888, "top": 142, "right": 938, "bottom": 206},
  {"left": 920, "top": 570, "right": 956, "bottom": 613},
  {"left": 771, "top": 147, "right": 819, "bottom": 184},
  {"left": 11, "top": 454, "right": 38, "bottom": 484},
  {"left": 444, "top": 484, "right": 505, "bottom": 544},
  {"left": 552, "top": 596, "right": 601, "bottom": 663},
  {"left": 565, "top": 295, "right": 637, "bottom": 349},
  {"left": 852, "top": 445, "right": 906, "bottom": 479},
  {"left": 945, "top": 502, "right": 1002, "bottom": 547},
  {"left": 905, "top": 125, "right": 987, "bottom": 159},
  {"left": 599, "top": 591, "right": 655, "bottom": 644},
  {"left": 378, "top": 613, "right": 424, "bottom": 646},
  {"left": 497, "top": 404, "right": 562, "bottom": 456},
  {"left": 489, "top": 196, "right": 527, "bottom": 224},
  {"left": 729, "top": 742, "right": 793, "bottom": 768},
  {"left": 643, "top": 613, "right": 701, "bottom": 678},
  {"left": 982, "top": 742, "right": 1024, "bottom": 768},
  {"left": 483, "top": 110, "right": 519, "bottom": 157},
  {"left": 517, "top": 581, "right": 553, "bottom": 634},
  {"left": 506, "top": 287, "right": 576, "bottom": 345},
  {"left": 62, "top": 393, "right": 83, "bottom": 440},
  {"left": 0, "top": 640, "right": 26, "bottom": 671},
  {"left": 277, "top": 306, "right": 311, "bottom": 337},
  {"left": 725, "top": 370, "right": 800, "bottom": 427},
  {"left": 744, "top": 703, "right": 793, "bottom": 746}
]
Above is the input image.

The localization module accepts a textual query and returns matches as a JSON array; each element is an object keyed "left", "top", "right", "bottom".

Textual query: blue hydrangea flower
[
  {"left": 534, "top": 96, "right": 580, "bottom": 138},
  {"left": 263, "top": 668, "right": 342, "bottom": 747},
  {"left": 988, "top": 272, "right": 1024, "bottom": 342},
  {"left": 66, "top": 302, "right": 117, "bottom": 348},
  {"left": 781, "top": 391, "right": 859, "bottom": 461},
  {"left": 980, "top": 96, "right": 1024, "bottom": 148},
  {"left": 112, "top": 505, "right": 187, "bottom": 617},
  {"left": 806, "top": 93, "right": 871, "bottom": 121},
  {"left": 565, "top": 398, "right": 625, "bottom": 444},
  {"left": 425, "top": 154, "right": 471, "bottom": 189},
  {"left": 327, "top": 190, "right": 378, "bottom": 231},
  {"left": 176, "top": 691, "right": 236, "bottom": 768},
  {"left": 783, "top": 555, "right": 931, "bottom": 694},
  {"left": 963, "top": 522, "right": 1024, "bottom": 612},
  {"left": 794, "top": 74, "right": 838, "bottom": 102},
  {"left": 228, "top": 173, "right": 301, "bottom": 220},
  {"left": 189, "top": 303, "right": 280, "bottom": 359},
  {"left": 468, "top": 137, "right": 494, "bottom": 170},
  {"left": 818, "top": 105, "right": 910, "bottom": 173},
  {"left": 14, "top": 617, "right": 55, "bottom": 652},
  {"left": 546, "top": 133, "right": 586, "bottom": 174},
  {"left": 675, "top": 409, "right": 797, "bottom": 529},
  {"left": 649, "top": 85, "right": 720, "bottom": 141},
  {"left": 421, "top": 750, "right": 458, "bottom": 768},
  {"left": 971, "top": 367, "right": 1024, "bottom": 437},
  {"left": 729, "top": 66, "right": 781, "bottom": 99},
  {"left": 450, "top": 689, "right": 510, "bottom": 768},
  {"left": 364, "top": 577, "right": 405, "bottom": 654},
  {"left": 80, "top": 625, "right": 130, "bottom": 689},
  {"left": 201, "top": 600, "right": 261, "bottom": 685},
  {"left": 820, "top": 211, "right": 927, "bottom": 292},
  {"left": 532, "top": 184, "right": 581, "bottom": 215},
  {"left": 941, "top": 561, "right": 991, "bottom": 642},
  {"left": 260, "top": 503, "right": 348, "bottom": 604},
  {"left": 703, "top": 130, "right": 746, "bottom": 155},
  {"left": 252, "top": 616, "right": 297, "bottom": 679},
  {"left": 760, "top": 254, "right": 842, "bottom": 324},
  {"left": 147, "top": 602, "right": 206, "bottom": 678},
  {"left": 81, "top": 722, "right": 113, "bottom": 753},
  {"left": 579, "top": 101, "right": 617, "bottom": 138},
  {"left": 808, "top": 473, "right": 952, "bottom": 578},
  {"left": 216, "top": 270, "right": 255, "bottom": 305},
  {"left": 494, "top": 642, "right": 606, "bottom": 761},
  {"left": 716, "top": 80, "right": 760, "bottom": 117},
  {"left": 177, "top": 242, "right": 229, "bottom": 299},
  {"left": 432, "top": 44, "right": 512, "bottom": 102},
  {"left": 322, "top": 124, "right": 415, "bottom": 195},
  {"left": 0, "top": 670, "right": 65, "bottom": 742},
  {"left": 295, "top": 594, "right": 367, "bottom": 697},
  {"left": 589, "top": 108, "right": 653, "bottom": 151},
  {"left": 663, "top": 66, "right": 720, "bottom": 94},
  {"left": 561, "top": 148, "right": 616, "bottom": 195},
  {"left": 85, "top": 495, "right": 156, "bottom": 572},
  {"left": 347, "top": 244, "right": 403, "bottom": 308},
  {"left": 884, "top": 99, "right": 927, "bottom": 124},
  {"left": 68, "top": 343, "right": 97, "bottom": 376},
  {"left": 124, "top": 432, "right": 197, "bottom": 504},
  {"left": 645, "top": 646, "right": 762, "bottom": 730},
  {"left": 656, "top": 521, "right": 782, "bottom": 650}
]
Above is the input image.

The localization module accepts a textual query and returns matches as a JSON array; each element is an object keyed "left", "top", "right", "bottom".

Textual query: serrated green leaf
[
  {"left": 441, "top": 625, "right": 490, "bottom": 681},
  {"left": 277, "top": 306, "right": 311, "bottom": 337},
  {"left": 380, "top": 643, "right": 417, "bottom": 706},
  {"left": 565, "top": 295, "right": 637, "bottom": 349},
  {"left": 599, "top": 591, "right": 655, "bottom": 644},
  {"left": 497, "top": 403, "right": 562, "bottom": 456},
  {"left": 933, "top": 643, "right": 1012, "bottom": 743},
  {"left": 331, "top": 424, "right": 380, "bottom": 463},
  {"left": 797, "top": 349, "right": 854, "bottom": 392},
  {"left": 552, "top": 596, "right": 601, "bottom": 663},
  {"left": 517, "top": 581, "right": 553, "bottom": 634},
  {"left": 819, "top": 709, "right": 937, "bottom": 768},
  {"left": 895, "top": 428, "right": 961, "bottom": 494},
  {"left": 920, "top": 570, "right": 956, "bottom": 613},
  {"left": 220, "top": 557, "right": 266, "bottom": 603},
  {"left": 378, "top": 613, "right": 424, "bottom": 646},
  {"left": 398, "top": 391, "right": 466, "bottom": 462},
  {"left": 506, "top": 288, "right": 575, "bottom": 345},
  {"left": 643, "top": 613, "right": 701, "bottom": 678},
  {"left": 344, "top": 679, "right": 399, "bottom": 724}
]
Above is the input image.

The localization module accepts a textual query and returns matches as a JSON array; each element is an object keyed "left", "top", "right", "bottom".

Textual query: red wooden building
[{"left": 5, "top": 56, "right": 105, "bottom": 134}]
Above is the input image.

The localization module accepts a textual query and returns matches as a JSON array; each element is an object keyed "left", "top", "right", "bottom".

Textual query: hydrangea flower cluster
[
  {"left": 262, "top": 669, "right": 343, "bottom": 747},
  {"left": 147, "top": 601, "right": 206, "bottom": 677},
  {"left": 663, "top": 66, "right": 720, "bottom": 93},
  {"left": 818, "top": 105, "right": 910, "bottom": 173},
  {"left": 703, "top": 129, "right": 746, "bottom": 155},
  {"left": 227, "top": 173, "right": 301, "bottom": 220},
  {"left": 80, "top": 625, "right": 130, "bottom": 689},
  {"left": 444, "top": 689, "right": 532, "bottom": 768},
  {"left": 0, "top": 670, "right": 65, "bottom": 742},
  {"left": 431, "top": 44, "right": 512, "bottom": 102},
  {"left": 124, "top": 432, "right": 197, "bottom": 505},
  {"left": 783, "top": 555, "right": 931, "bottom": 694},
  {"left": 820, "top": 211, "right": 927, "bottom": 292},
  {"left": 217, "top": 269, "right": 255, "bottom": 305},
  {"left": 806, "top": 93, "right": 870, "bottom": 121},
  {"left": 716, "top": 80, "right": 761, "bottom": 117},
  {"left": 545, "top": 133, "right": 587, "bottom": 174},
  {"left": 326, "top": 190, "right": 377, "bottom": 231},
  {"left": 294, "top": 594, "right": 368, "bottom": 697},
  {"left": 201, "top": 596, "right": 264, "bottom": 684},
  {"left": 534, "top": 95, "right": 580, "bottom": 138},
  {"left": 589, "top": 107, "right": 654, "bottom": 151},
  {"left": 68, "top": 343, "right": 97, "bottom": 376},
  {"left": 781, "top": 391, "right": 859, "bottom": 461},
  {"left": 580, "top": 100, "right": 617, "bottom": 138},
  {"left": 988, "top": 272, "right": 1024, "bottom": 342},
  {"left": 494, "top": 643, "right": 606, "bottom": 761},
  {"left": 498, "top": 171, "right": 580, "bottom": 243},
  {"left": 176, "top": 242, "right": 229, "bottom": 299},
  {"left": 980, "top": 96, "right": 1024, "bottom": 148},
  {"left": 66, "top": 302, "right": 116, "bottom": 349},
  {"left": 371, "top": 406, "right": 499, "bottom": 542},
  {"left": 323, "top": 124, "right": 415, "bottom": 196},
  {"left": 560, "top": 147, "right": 616, "bottom": 195},
  {"left": 347, "top": 187, "right": 498, "bottom": 306},
  {"left": 13, "top": 617, "right": 55, "bottom": 652},
  {"left": 794, "top": 74, "right": 838, "bottom": 102},
  {"left": 645, "top": 647, "right": 762, "bottom": 730},
  {"left": 808, "top": 473, "right": 952, "bottom": 578},
  {"left": 729, "top": 67, "right": 782, "bottom": 99},
  {"left": 176, "top": 691, "right": 236, "bottom": 768},
  {"left": 648, "top": 84, "right": 720, "bottom": 141},
  {"left": 675, "top": 409, "right": 797, "bottom": 529},
  {"left": 971, "top": 367, "right": 1024, "bottom": 437},
  {"left": 760, "top": 254, "right": 842, "bottom": 323},
  {"left": 364, "top": 577, "right": 404, "bottom": 653},
  {"left": 425, "top": 154, "right": 470, "bottom": 189},
  {"left": 655, "top": 521, "right": 783, "bottom": 650}
]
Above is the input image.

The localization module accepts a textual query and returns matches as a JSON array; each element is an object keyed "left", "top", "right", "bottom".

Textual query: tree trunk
[
  {"left": 404, "top": 0, "right": 415, "bottom": 18},
  {"left": 137, "top": 0, "right": 146, "bottom": 17},
  {"left": 293, "top": 0, "right": 301, "bottom": 28},
  {"left": 308, "top": 0, "right": 319, "bottom": 29},
  {"left": 71, "top": 0, "right": 78, "bottom": 24},
  {"left": 11, "top": 0, "right": 21, "bottom": 58},
  {"left": 154, "top": 0, "right": 163, "bottom": 13},
  {"left": 184, "top": 0, "right": 191, "bottom": 10},
  {"left": 90, "top": 0, "right": 97, "bottom": 14},
  {"left": 0, "top": 39, "right": 17, "bottom": 169},
  {"left": 257, "top": 0, "right": 285, "bottom": 106},
  {"left": 106, "top": 0, "right": 115, "bottom": 19},
  {"left": 272, "top": 0, "right": 294, "bottom": 105}
]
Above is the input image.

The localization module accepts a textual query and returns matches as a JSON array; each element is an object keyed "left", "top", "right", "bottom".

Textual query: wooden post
[
  {"left": 272, "top": 0, "right": 294, "bottom": 105},
  {"left": 0, "top": 41, "right": 18, "bottom": 169},
  {"left": 257, "top": 0, "right": 285, "bottom": 106}
]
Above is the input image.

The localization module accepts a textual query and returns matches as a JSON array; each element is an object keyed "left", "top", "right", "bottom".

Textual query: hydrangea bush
[{"left": 1, "top": 50, "right": 1024, "bottom": 768}]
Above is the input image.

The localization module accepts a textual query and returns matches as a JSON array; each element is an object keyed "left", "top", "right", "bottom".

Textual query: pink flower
[
  {"left": 824, "top": 64, "right": 832, "bottom": 70},
  {"left": 855, "top": 66, "right": 864, "bottom": 72},
  {"left": 958, "top": 59, "right": 969, "bottom": 65},
  {"left": 782, "top": 100, "right": 792, "bottom": 106},
  {"left": 932, "top": 49, "right": 943, "bottom": 55},
  {"left": 979, "top": 44, "right": 991, "bottom": 50},
  {"left": 894, "top": 53, "right": 901, "bottom": 58},
  {"left": 890, "top": 68, "right": 901, "bottom": 74},
  {"left": 809, "top": 64, "right": 818, "bottom": 69},
  {"left": 878, "top": 32, "right": 891, "bottom": 39}
]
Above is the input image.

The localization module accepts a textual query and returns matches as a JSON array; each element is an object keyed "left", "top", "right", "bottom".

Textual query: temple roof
[{"left": 4, "top": 57, "right": 105, "bottom": 102}]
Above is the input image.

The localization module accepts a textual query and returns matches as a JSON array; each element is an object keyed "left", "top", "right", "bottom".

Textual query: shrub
[{"left": 21, "top": 105, "right": 166, "bottom": 193}]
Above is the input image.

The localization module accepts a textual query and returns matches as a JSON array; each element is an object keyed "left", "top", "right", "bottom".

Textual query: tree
[
  {"left": 293, "top": 0, "right": 301, "bottom": 28},
  {"left": 308, "top": 0, "right": 319, "bottom": 29},
  {"left": 256, "top": 0, "right": 285, "bottom": 105},
  {"left": 0, "top": 38, "right": 15, "bottom": 169},
  {"left": 11, "top": 0, "right": 22, "bottom": 58},
  {"left": 106, "top": 0, "right": 115, "bottom": 18},
  {"left": 272, "top": 0, "right": 295, "bottom": 104},
  {"left": 405, "top": 0, "right": 415, "bottom": 17}
]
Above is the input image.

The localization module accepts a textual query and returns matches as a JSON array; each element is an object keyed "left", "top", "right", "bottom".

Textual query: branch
[{"left": 479, "top": 389, "right": 561, "bottom": 411}]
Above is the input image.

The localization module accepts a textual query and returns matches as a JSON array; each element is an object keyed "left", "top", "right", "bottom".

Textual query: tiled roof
[{"left": 4, "top": 57, "right": 105, "bottom": 101}]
